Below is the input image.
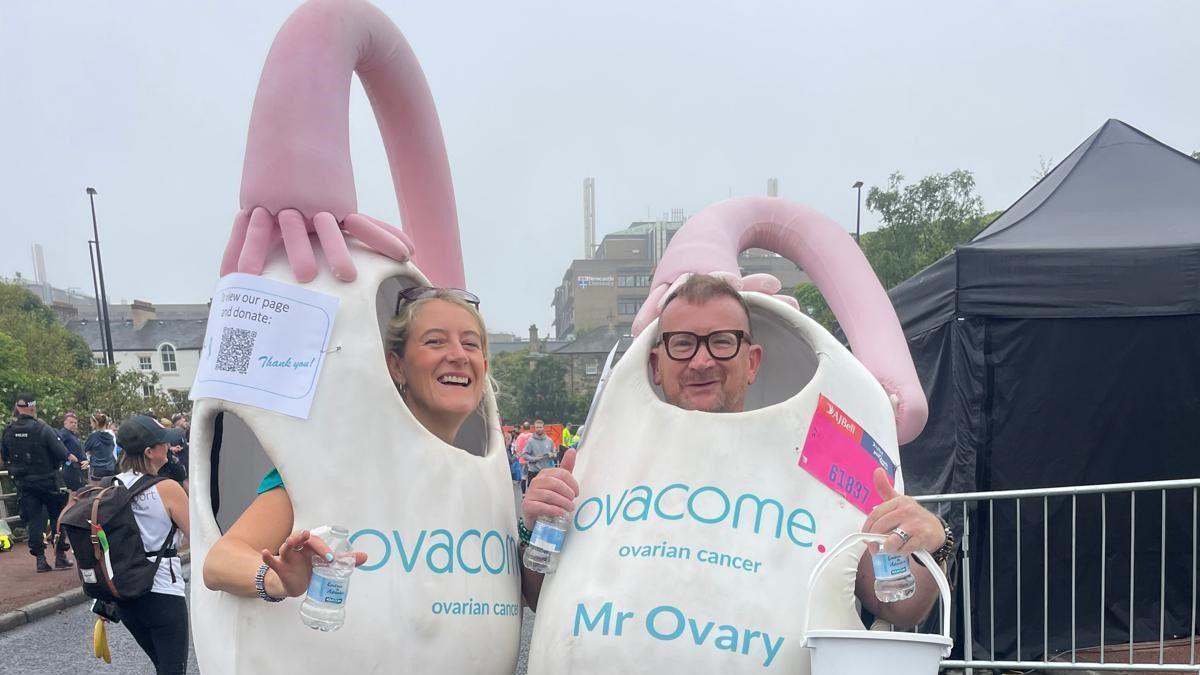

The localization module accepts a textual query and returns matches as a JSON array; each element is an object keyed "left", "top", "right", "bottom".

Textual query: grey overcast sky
[{"left": 2, "top": 1, "right": 1197, "bottom": 336}]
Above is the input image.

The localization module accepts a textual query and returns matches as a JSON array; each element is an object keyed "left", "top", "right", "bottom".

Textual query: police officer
[{"left": 0, "top": 393, "right": 76, "bottom": 572}]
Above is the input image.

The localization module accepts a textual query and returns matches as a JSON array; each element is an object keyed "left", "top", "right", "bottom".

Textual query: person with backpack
[
  {"left": 107, "top": 415, "right": 190, "bottom": 674},
  {"left": 0, "top": 392, "right": 76, "bottom": 572}
]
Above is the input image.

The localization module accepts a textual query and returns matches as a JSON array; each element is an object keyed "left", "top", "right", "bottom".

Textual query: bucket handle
[{"left": 802, "top": 532, "right": 952, "bottom": 657}]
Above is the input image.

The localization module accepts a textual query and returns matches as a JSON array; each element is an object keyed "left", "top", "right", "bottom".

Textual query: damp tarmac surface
[{"left": 0, "top": 564, "right": 537, "bottom": 673}]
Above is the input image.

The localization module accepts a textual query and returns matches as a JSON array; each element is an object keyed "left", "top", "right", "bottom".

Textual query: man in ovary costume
[{"left": 520, "top": 198, "right": 955, "bottom": 673}]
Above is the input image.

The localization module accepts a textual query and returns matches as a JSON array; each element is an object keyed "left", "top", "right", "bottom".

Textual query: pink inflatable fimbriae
[
  {"left": 630, "top": 196, "right": 929, "bottom": 444},
  {"left": 219, "top": 0, "right": 464, "bottom": 288}
]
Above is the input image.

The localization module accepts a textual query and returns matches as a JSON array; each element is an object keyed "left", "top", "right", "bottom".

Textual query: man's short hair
[
  {"left": 660, "top": 275, "right": 753, "bottom": 334},
  {"left": 534, "top": 419, "right": 544, "bottom": 425}
]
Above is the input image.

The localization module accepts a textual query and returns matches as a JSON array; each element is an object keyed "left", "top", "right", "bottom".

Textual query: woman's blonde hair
[{"left": 385, "top": 291, "right": 490, "bottom": 356}]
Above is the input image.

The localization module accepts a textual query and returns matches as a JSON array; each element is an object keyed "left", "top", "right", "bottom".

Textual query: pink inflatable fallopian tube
[
  {"left": 631, "top": 196, "right": 928, "bottom": 444},
  {"left": 221, "top": 0, "right": 463, "bottom": 288}
]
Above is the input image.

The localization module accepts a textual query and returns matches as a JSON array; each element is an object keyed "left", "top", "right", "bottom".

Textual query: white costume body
[
  {"left": 528, "top": 293, "right": 904, "bottom": 674},
  {"left": 189, "top": 249, "right": 521, "bottom": 673}
]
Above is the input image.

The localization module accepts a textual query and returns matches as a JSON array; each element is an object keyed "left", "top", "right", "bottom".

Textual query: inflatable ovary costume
[
  {"left": 190, "top": 1, "right": 519, "bottom": 672},
  {"left": 527, "top": 197, "right": 928, "bottom": 673}
]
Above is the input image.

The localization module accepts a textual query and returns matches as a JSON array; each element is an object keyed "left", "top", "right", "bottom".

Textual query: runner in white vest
[{"left": 523, "top": 274, "right": 951, "bottom": 673}]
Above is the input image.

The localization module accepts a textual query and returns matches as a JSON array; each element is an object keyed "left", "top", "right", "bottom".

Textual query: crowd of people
[
  {"left": 1, "top": 397, "right": 193, "bottom": 673},
  {"left": 505, "top": 420, "right": 580, "bottom": 492}
]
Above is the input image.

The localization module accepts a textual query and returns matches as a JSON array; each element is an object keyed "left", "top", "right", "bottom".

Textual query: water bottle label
[
  {"left": 307, "top": 572, "right": 348, "bottom": 605},
  {"left": 871, "top": 553, "right": 910, "bottom": 580},
  {"left": 530, "top": 521, "right": 565, "bottom": 552}
]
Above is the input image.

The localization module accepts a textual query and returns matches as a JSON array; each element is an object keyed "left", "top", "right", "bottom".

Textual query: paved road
[{"left": 0, "top": 565, "right": 536, "bottom": 673}]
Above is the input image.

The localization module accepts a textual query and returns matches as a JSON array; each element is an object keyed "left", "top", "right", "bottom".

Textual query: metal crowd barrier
[
  {"left": 0, "top": 469, "right": 19, "bottom": 528},
  {"left": 915, "top": 479, "right": 1200, "bottom": 673}
]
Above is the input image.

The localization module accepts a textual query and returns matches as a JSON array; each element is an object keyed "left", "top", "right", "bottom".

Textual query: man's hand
[
  {"left": 522, "top": 449, "right": 579, "bottom": 526},
  {"left": 861, "top": 468, "right": 945, "bottom": 556},
  {"left": 67, "top": 454, "right": 78, "bottom": 464}
]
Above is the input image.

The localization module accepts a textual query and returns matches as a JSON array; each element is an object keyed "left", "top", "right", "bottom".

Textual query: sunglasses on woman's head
[{"left": 394, "top": 286, "right": 481, "bottom": 315}]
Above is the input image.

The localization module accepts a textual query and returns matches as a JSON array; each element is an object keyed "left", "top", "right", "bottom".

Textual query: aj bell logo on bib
[{"left": 800, "top": 395, "right": 896, "bottom": 514}]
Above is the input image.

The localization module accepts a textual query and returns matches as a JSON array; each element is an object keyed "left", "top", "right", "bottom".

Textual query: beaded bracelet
[
  {"left": 255, "top": 563, "right": 285, "bottom": 603},
  {"left": 517, "top": 518, "right": 533, "bottom": 544}
]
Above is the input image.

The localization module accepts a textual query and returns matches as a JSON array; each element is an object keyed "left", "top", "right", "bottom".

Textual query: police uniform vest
[
  {"left": 527, "top": 293, "right": 906, "bottom": 674},
  {"left": 2, "top": 416, "right": 55, "bottom": 479},
  {"left": 189, "top": 252, "right": 521, "bottom": 674}
]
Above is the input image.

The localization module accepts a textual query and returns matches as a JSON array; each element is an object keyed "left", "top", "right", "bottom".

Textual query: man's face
[
  {"left": 534, "top": 421, "right": 545, "bottom": 435},
  {"left": 64, "top": 416, "right": 77, "bottom": 432},
  {"left": 174, "top": 417, "right": 188, "bottom": 430},
  {"left": 650, "top": 296, "right": 763, "bottom": 413}
]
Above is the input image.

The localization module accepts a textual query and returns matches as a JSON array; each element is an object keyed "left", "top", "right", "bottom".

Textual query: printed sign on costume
[{"left": 191, "top": 273, "right": 339, "bottom": 419}]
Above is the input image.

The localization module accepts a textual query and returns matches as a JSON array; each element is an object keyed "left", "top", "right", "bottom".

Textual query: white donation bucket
[{"left": 803, "top": 533, "right": 953, "bottom": 675}]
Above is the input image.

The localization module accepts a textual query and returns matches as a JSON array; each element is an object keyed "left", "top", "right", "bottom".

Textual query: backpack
[{"left": 59, "top": 475, "right": 178, "bottom": 602}]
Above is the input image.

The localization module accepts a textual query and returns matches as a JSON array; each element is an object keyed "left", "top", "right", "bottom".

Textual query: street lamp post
[
  {"left": 87, "top": 240, "right": 109, "bottom": 366},
  {"left": 851, "top": 181, "right": 864, "bottom": 244},
  {"left": 86, "top": 187, "right": 116, "bottom": 365}
]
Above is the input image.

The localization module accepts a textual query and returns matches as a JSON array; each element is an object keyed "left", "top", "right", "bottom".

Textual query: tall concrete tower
[
  {"left": 31, "top": 243, "right": 49, "bottom": 302},
  {"left": 767, "top": 177, "right": 779, "bottom": 197},
  {"left": 583, "top": 177, "right": 596, "bottom": 259}
]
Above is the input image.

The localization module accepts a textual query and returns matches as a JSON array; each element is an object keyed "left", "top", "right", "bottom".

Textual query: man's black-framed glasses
[
  {"left": 394, "top": 286, "right": 481, "bottom": 316},
  {"left": 658, "top": 330, "right": 750, "bottom": 361}
]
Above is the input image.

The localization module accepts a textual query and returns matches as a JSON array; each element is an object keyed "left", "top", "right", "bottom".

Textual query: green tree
[
  {"left": 0, "top": 281, "right": 175, "bottom": 425},
  {"left": 794, "top": 170, "right": 998, "bottom": 330},
  {"left": 490, "top": 348, "right": 589, "bottom": 424}
]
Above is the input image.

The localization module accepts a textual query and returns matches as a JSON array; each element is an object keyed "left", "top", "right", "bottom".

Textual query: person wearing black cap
[
  {"left": 0, "top": 392, "right": 77, "bottom": 572},
  {"left": 113, "top": 415, "right": 191, "bottom": 675}
]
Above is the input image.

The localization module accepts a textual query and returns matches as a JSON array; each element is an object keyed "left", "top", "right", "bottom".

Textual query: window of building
[
  {"left": 584, "top": 358, "right": 601, "bottom": 376},
  {"left": 618, "top": 274, "right": 652, "bottom": 288},
  {"left": 138, "top": 355, "right": 153, "bottom": 370},
  {"left": 160, "top": 344, "right": 177, "bottom": 372},
  {"left": 142, "top": 383, "right": 154, "bottom": 398},
  {"left": 617, "top": 298, "right": 643, "bottom": 315},
  {"left": 94, "top": 356, "right": 106, "bottom": 366}
]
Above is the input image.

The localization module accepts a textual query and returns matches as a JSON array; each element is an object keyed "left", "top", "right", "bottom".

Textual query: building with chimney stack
[{"left": 65, "top": 299, "right": 209, "bottom": 402}]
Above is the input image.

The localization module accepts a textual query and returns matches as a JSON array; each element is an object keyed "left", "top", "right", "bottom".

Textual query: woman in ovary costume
[{"left": 189, "top": 1, "right": 523, "bottom": 672}]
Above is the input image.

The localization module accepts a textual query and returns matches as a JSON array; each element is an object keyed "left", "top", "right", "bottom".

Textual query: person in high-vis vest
[{"left": 522, "top": 275, "right": 954, "bottom": 622}]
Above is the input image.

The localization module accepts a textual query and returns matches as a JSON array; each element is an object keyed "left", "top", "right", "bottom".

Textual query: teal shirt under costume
[{"left": 257, "top": 468, "right": 283, "bottom": 494}]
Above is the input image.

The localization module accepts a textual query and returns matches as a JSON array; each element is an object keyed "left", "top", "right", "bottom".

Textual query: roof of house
[
  {"left": 66, "top": 318, "right": 209, "bottom": 351},
  {"left": 552, "top": 325, "right": 635, "bottom": 356}
]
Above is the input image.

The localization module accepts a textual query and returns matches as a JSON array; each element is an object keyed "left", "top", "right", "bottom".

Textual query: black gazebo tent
[{"left": 891, "top": 119, "right": 1200, "bottom": 661}]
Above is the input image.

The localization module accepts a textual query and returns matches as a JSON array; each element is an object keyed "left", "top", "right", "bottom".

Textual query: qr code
[{"left": 215, "top": 326, "right": 256, "bottom": 374}]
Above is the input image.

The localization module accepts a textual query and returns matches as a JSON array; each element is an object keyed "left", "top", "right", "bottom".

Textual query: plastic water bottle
[
  {"left": 300, "top": 525, "right": 355, "bottom": 631},
  {"left": 523, "top": 515, "right": 568, "bottom": 574},
  {"left": 872, "top": 552, "right": 917, "bottom": 602}
]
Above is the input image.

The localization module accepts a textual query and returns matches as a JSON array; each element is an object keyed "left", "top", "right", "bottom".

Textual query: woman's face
[{"left": 387, "top": 299, "right": 488, "bottom": 431}]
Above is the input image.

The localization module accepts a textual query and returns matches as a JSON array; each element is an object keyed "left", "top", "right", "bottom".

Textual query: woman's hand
[
  {"left": 259, "top": 530, "right": 370, "bottom": 598},
  {"left": 522, "top": 450, "right": 579, "bottom": 526}
]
